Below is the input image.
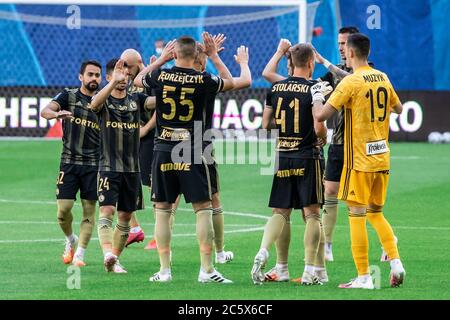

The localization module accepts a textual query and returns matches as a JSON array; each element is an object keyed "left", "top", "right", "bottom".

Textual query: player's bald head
[
  {"left": 120, "top": 48, "right": 143, "bottom": 79},
  {"left": 120, "top": 49, "right": 142, "bottom": 66}
]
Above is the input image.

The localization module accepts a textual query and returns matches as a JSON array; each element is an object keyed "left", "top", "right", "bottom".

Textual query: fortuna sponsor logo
[
  {"left": 366, "top": 140, "right": 389, "bottom": 155},
  {"left": 70, "top": 117, "right": 100, "bottom": 130},
  {"left": 159, "top": 127, "right": 190, "bottom": 141},
  {"left": 105, "top": 121, "right": 139, "bottom": 129}
]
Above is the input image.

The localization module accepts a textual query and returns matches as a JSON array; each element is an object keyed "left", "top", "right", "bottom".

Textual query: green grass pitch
[{"left": 0, "top": 140, "right": 449, "bottom": 300}]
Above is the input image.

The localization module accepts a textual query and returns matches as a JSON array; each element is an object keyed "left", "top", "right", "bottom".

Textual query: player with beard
[{"left": 41, "top": 60, "right": 102, "bottom": 267}]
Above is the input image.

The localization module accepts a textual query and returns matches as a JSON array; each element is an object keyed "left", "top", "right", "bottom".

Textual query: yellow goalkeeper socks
[
  {"left": 367, "top": 210, "right": 400, "bottom": 260},
  {"left": 349, "top": 213, "right": 369, "bottom": 275}
]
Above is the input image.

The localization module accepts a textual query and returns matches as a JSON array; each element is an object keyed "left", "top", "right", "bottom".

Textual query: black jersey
[
  {"left": 320, "top": 62, "right": 373, "bottom": 145},
  {"left": 266, "top": 77, "right": 320, "bottom": 159},
  {"left": 203, "top": 93, "right": 216, "bottom": 150},
  {"left": 52, "top": 88, "right": 99, "bottom": 166},
  {"left": 96, "top": 92, "right": 148, "bottom": 172},
  {"left": 320, "top": 63, "right": 350, "bottom": 145},
  {"left": 142, "top": 66, "right": 224, "bottom": 152}
]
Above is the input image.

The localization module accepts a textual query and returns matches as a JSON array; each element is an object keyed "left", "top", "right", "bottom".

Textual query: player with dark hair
[
  {"left": 315, "top": 26, "right": 359, "bottom": 262},
  {"left": 41, "top": 60, "right": 102, "bottom": 267},
  {"left": 89, "top": 58, "right": 155, "bottom": 273},
  {"left": 312, "top": 33, "right": 405, "bottom": 289}
]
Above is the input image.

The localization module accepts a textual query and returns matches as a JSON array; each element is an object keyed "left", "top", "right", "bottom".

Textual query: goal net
[{"left": 0, "top": 0, "right": 320, "bottom": 137}]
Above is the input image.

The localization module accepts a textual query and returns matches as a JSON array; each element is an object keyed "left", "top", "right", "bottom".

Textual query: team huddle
[{"left": 41, "top": 27, "right": 406, "bottom": 289}]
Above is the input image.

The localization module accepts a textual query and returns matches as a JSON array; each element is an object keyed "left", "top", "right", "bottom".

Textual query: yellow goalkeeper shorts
[{"left": 338, "top": 168, "right": 390, "bottom": 207}]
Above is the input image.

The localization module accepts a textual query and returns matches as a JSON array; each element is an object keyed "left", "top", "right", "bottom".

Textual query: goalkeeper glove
[{"left": 311, "top": 81, "right": 333, "bottom": 103}]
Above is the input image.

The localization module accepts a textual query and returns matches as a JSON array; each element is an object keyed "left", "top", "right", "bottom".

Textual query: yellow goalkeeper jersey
[{"left": 327, "top": 65, "right": 400, "bottom": 172}]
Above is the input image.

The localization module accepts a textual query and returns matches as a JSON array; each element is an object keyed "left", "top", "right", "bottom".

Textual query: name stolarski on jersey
[
  {"left": 158, "top": 71, "right": 204, "bottom": 84},
  {"left": 272, "top": 83, "right": 310, "bottom": 93}
]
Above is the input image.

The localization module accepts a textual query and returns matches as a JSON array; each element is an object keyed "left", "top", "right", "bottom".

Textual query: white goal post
[{"left": 1, "top": 0, "right": 308, "bottom": 43}]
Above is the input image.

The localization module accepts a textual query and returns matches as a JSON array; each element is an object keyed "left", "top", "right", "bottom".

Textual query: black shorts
[
  {"left": 97, "top": 171, "right": 141, "bottom": 212},
  {"left": 269, "top": 157, "right": 324, "bottom": 210},
  {"left": 208, "top": 160, "right": 220, "bottom": 195},
  {"left": 56, "top": 163, "right": 98, "bottom": 201},
  {"left": 139, "top": 139, "right": 154, "bottom": 187},
  {"left": 324, "top": 144, "right": 344, "bottom": 182},
  {"left": 136, "top": 181, "right": 145, "bottom": 211},
  {"left": 151, "top": 150, "right": 212, "bottom": 204}
]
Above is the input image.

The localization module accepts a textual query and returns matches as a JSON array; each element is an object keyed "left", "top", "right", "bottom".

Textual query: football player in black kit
[
  {"left": 41, "top": 60, "right": 102, "bottom": 267},
  {"left": 251, "top": 44, "right": 330, "bottom": 286},
  {"left": 89, "top": 58, "right": 155, "bottom": 273},
  {"left": 134, "top": 34, "right": 241, "bottom": 283}
]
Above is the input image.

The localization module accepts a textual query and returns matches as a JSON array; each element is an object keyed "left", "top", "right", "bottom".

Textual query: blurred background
[{"left": 0, "top": 0, "right": 449, "bottom": 141}]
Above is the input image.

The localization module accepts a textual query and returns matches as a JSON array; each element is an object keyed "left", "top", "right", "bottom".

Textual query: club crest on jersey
[
  {"left": 128, "top": 101, "right": 138, "bottom": 111},
  {"left": 366, "top": 140, "right": 389, "bottom": 156}
]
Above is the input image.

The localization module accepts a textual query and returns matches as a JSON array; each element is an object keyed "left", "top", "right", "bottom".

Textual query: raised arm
[
  {"left": 202, "top": 32, "right": 234, "bottom": 91},
  {"left": 232, "top": 45, "right": 252, "bottom": 90},
  {"left": 313, "top": 47, "right": 350, "bottom": 80},
  {"left": 90, "top": 59, "right": 127, "bottom": 112},
  {"left": 133, "top": 40, "right": 176, "bottom": 88},
  {"left": 311, "top": 82, "right": 336, "bottom": 122},
  {"left": 262, "top": 39, "right": 291, "bottom": 83}
]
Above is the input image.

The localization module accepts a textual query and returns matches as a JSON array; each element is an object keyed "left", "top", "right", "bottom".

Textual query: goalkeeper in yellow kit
[{"left": 312, "top": 33, "right": 405, "bottom": 289}]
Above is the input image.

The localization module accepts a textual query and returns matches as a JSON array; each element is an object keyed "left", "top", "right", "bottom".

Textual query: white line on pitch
[
  {"left": 0, "top": 198, "right": 270, "bottom": 220},
  {"left": 1, "top": 198, "right": 448, "bottom": 231},
  {"left": 0, "top": 226, "right": 265, "bottom": 244},
  {"left": 0, "top": 220, "right": 261, "bottom": 227}
]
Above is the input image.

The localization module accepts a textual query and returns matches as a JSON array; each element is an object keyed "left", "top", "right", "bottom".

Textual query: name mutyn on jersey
[{"left": 363, "top": 73, "right": 385, "bottom": 83}]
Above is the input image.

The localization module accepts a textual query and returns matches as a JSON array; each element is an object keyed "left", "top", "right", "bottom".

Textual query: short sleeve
[
  {"left": 204, "top": 73, "right": 224, "bottom": 94},
  {"left": 265, "top": 90, "right": 273, "bottom": 108},
  {"left": 327, "top": 77, "right": 353, "bottom": 111},
  {"left": 386, "top": 76, "right": 401, "bottom": 108},
  {"left": 142, "top": 69, "right": 161, "bottom": 89},
  {"left": 51, "top": 90, "right": 69, "bottom": 111},
  {"left": 319, "top": 71, "right": 333, "bottom": 87}
]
